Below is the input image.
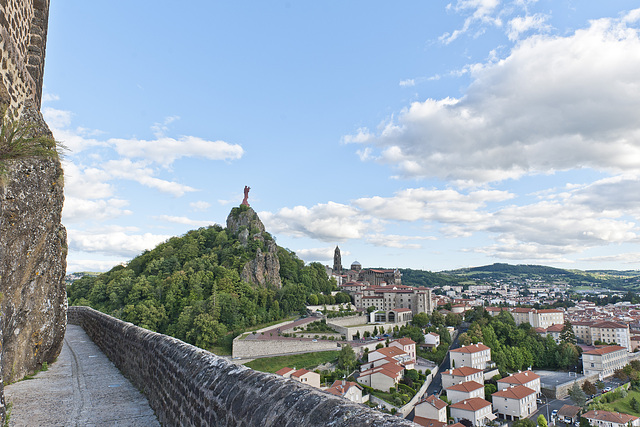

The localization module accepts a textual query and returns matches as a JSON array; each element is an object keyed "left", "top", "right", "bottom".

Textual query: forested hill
[{"left": 67, "top": 206, "right": 338, "bottom": 352}]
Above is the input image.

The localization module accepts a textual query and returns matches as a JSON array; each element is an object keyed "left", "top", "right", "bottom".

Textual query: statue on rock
[{"left": 242, "top": 186, "right": 251, "bottom": 207}]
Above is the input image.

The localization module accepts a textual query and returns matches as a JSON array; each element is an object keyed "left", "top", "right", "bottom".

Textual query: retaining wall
[
  {"left": 68, "top": 306, "right": 416, "bottom": 426},
  {"left": 233, "top": 336, "right": 342, "bottom": 359}
]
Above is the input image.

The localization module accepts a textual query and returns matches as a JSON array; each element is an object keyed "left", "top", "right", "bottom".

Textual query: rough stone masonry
[{"left": 0, "top": 0, "right": 66, "bottom": 424}]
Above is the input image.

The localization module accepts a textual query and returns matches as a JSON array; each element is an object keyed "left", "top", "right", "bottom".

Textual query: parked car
[
  {"left": 552, "top": 410, "right": 558, "bottom": 418},
  {"left": 603, "top": 387, "right": 612, "bottom": 392}
]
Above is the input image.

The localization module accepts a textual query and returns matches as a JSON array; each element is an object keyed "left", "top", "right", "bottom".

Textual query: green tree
[
  {"left": 630, "top": 397, "right": 640, "bottom": 413},
  {"left": 337, "top": 345, "right": 357, "bottom": 372},
  {"left": 431, "top": 310, "right": 445, "bottom": 327},
  {"left": 568, "top": 381, "right": 587, "bottom": 407},
  {"left": 582, "top": 380, "right": 597, "bottom": 396},
  {"left": 537, "top": 414, "right": 548, "bottom": 427},
  {"left": 512, "top": 419, "right": 536, "bottom": 427},
  {"left": 412, "top": 312, "right": 429, "bottom": 328},
  {"left": 560, "top": 320, "right": 577, "bottom": 344}
]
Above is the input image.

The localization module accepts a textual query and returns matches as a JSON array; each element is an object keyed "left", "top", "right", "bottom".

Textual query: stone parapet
[{"left": 68, "top": 306, "right": 418, "bottom": 426}]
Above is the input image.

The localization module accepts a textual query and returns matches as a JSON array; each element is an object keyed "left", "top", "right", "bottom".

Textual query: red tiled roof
[
  {"left": 450, "top": 343, "right": 490, "bottom": 354},
  {"left": 583, "top": 345, "right": 627, "bottom": 355},
  {"left": 583, "top": 410, "right": 639, "bottom": 424},
  {"left": 537, "top": 309, "right": 563, "bottom": 313},
  {"left": 592, "top": 321, "right": 628, "bottom": 329},
  {"left": 492, "top": 385, "right": 536, "bottom": 400},
  {"left": 546, "top": 324, "right": 564, "bottom": 332},
  {"left": 446, "top": 381, "right": 484, "bottom": 392},
  {"left": 444, "top": 366, "right": 483, "bottom": 377},
  {"left": 291, "top": 368, "right": 312, "bottom": 378},
  {"left": 418, "top": 394, "right": 448, "bottom": 410},
  {"left": 275, "top": 367, "right": 295, "bottom": 376},
  {"left": 326, "top": 380, "right": 362, "bottom": 397},
  {"left": 394, "top": 337, "right": 416, "bottom": 346},
  {"left": 413, "top": 417, "right": 447, "bottom": 427},
  {"left": 450, "top": 397, "right": 492, "bottom": 411},
  {"left": 372, "top": 347, "right": 407, "bottom": 358},
  {"left": 498, "top": 370, "right": 540, "bottom": 385}
]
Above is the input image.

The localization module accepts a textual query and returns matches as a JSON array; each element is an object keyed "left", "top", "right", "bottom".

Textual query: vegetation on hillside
[
  {"left": 67, "top": 224, "right": 336, "bottom": 353},
  {"left": 460, "top": 307, "right": 581, "bottom": 374}
]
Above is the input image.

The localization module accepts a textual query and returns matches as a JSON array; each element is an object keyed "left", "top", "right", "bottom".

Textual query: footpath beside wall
[{"left": 68, "top": 306, "right": 418, "bottom": 427}]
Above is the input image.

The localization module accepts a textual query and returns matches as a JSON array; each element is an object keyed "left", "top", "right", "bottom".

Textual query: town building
[
  {"left": 582, "top": 345, "right": 629, "bottom": 378},
  {"left": 511, "top": 308, "right": 564, "bottom": 329},
  {"left": 353, "top": 284, "right": 435, "bottom": 320},
  {"left": 556, "top": 405, "right": 581, "bottom": 425},
  {"left": 325, "top": 380, "right": 363, "bottom": 403},
  {"left": 497, "top": 371, "right": 540, "bottom": 395},
  {"left": 414, "top": 395, "right": 447, "bottom": 422},
  {"left": 357, "top": 363, "right": 404, "bottom": 391},
  {"left": 445, "top": 381, "right": 484, "bottom": 404},
  {"left": 449, "top": 397, "right": 495, "bottom": 426},
  {"left": 275, "top": 367, "right": 321, "bottom": 388},
  {"left": 390, "top": 337, "right": 417, "bottom": 362},
  {"left": 449, "top": 343, "right": 492, "bottom": 370},
  {"left": 571, "top": 321, "right": 632, "bottom": 351},
  {"left": 364, "top": 345, "right": 415, "bottom": 371},
  {"left": 491, "top": 385, "right": 537, "bottom": 420},
  {"left": 441, "top": 367, "right": 484, "bottom": 389},
  {"left": 423, "top": 332, "right": 441, "bottom": 349},
  {"left": 582, "top": 410, "right": 640, "bottom": 427}
]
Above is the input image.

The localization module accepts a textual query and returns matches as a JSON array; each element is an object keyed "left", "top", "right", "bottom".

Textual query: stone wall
[
  {"left": 68, "top": 306, "right": 418, "bottom": 427},
  {"left": 0, "top": 0, "right": 50, "bottom": 113},
  {"left": 233, "top": 335, "right": 342, "bottom": 359}
]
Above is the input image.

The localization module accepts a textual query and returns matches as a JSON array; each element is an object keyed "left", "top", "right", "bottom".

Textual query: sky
[{"left": 43, "top": 1, "right": 640, "bottom": 273}]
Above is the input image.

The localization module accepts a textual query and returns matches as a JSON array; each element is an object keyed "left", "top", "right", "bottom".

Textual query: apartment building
[
  {"left": 497, "top": 371, "right": 541, "bottom": 395},
  {"left": 449, "top": 343, "right": 492, "bottom": 370},
  {"left": 571, "top": 321, "right": 631, "bottom": 351},
  {"left": 492, "top": 385, "right": 537, "bottom": 420},
  {"left": 450, "top": 398, "right": 495, "bottom": 426},
  {"left": 442, "top": 367, "right": 484, "bottom": 389},
  {"left": 582, "top": 345, "right": 628, "bottom": 378},
  {"left": 446, "top": 381, "right": 485, "bottom": 404}
]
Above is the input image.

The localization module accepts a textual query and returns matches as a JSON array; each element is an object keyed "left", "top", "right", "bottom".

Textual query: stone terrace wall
[
  {"left": 233, "top": 336, "right": 341, "bottom": 359},
  {"left": 68, "top": 306, "right": 417, "bottom": 427},
  {"left": 0, "top": 0, "right": 50, "bottom": 112}
]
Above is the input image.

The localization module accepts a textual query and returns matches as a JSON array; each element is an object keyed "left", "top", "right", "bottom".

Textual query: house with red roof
[
  {"left": 582, "top": 345, "right": 628, "bottom": 378},
  {"left": 582, "top": 410, "right": 640, "bottom": 427},
  {"left": 275, "top": 367, "right": 320, "bottom": 388},
  {"left": 446, "top": 381, "right": 484, "bottom": 403},
  {"left": 492, "top": 385, "right": 537, "bottom": 420},
  {"left": 390, "top": 337, "right": 416, "bottom": 362},
  {"left": 441, "top": 367, "right": 484, "bottom": 389},
  {"left": 450, "top": 397, "right": 495, "bottom": 426},
  {"left": 497, "top": 370, "right": 540, "bottom": 395},
  {"left": 449, "top": 343, "right": 492, "bottom": 370},
  {"left": 357, "top": 363, "right": 404, "bottom": 391},
  {"left": 325, "top": 380, "right": 363, "bottom": 403},
  {"left": 414, "top": 394, "right": 447, "bottom": 422}
]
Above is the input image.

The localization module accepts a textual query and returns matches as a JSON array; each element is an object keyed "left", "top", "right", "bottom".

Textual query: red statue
[{"left": 241, "top": 186, "right": 251, "bottom": 207}]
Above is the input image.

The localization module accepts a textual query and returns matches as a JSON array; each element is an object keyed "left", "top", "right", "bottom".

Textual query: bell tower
[{"left": 333, "top": 245, "right": 342, "bottom": 274}]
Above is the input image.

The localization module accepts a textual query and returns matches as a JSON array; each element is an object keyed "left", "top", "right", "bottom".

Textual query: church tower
[{"left": 333, "top": 245, "right": 342, "bottom": 274}]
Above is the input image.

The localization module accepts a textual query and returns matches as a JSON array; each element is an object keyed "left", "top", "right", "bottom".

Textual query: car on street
[
  {"left": 552, "top": 410, "right": 558, "bottom": 418},
  {"left": 603, "top": 387, "right": 612, "bottom": 392}
]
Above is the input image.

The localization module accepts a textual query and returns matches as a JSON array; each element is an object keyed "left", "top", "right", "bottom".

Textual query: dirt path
[{"left": 4, "top": 324, "right": 159, "bottom": 426}]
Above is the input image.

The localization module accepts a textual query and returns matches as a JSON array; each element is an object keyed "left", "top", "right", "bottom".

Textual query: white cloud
[
  {"left": 351, "top": 12, "right": 640, "bottom": 184},
  {"left": 399, "top": 79, "right": 416, "bottom": 87},
  {"left": 580, "top": 253, "right": 640, "bottom": 265},
  {"left": 42, "top": 93, "right": 60, "bottom": 103},
  {"left": 260, "top": 202, "right": 381, "bottom": 242},
  {"left": 66, "top": 258, "right": 125, "bottom": 273},
  {"left": 63, "top": 197, "right": 132, "bottom": 223},
  {"left": 440, "top": 0, "right": 502, "bottom": 44},
  {"left": 366, "top": 234, "right": 436, "bottom": 249},
  {"left": 295, "top": 247, "right": 341, "bottom": 263},
  {"left": 110, "top": 135, "right": 243, "bottom": 166},
  {"left": 190, "top": 201, "right": 211, "bottom": 211},
  {"left": 68, "top": 227, "right": 171, "bottom": 258},
  {"left": 154, "top": 215, "right": 217, "bottom": 227},
  {"left": 507, "top": 13, "right": 550, "bottom": 41},
  {"left": 105, "top": 159, "right": 197, "bottom": 196}
]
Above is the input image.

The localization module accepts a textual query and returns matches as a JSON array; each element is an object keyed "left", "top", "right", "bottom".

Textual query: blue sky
[{"left": 43, "top": 1, "right": 640, "bottom": 273}]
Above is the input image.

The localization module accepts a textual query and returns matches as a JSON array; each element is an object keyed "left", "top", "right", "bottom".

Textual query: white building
[
  {"left": 441, "top": 367, "right": 484, "bottom": 389},
  {"left": 582, "top": 345, "right": 629, "bottom": 378},
  {"left": 450, "top": 397, "right": 495, "bottom": 426},
  {"left": 497, "top": 371, "right": 540, "bottom": 395},
  {"left": 446, "top": 381, "right": 484, "bottom": 404},
  {"left": 449, "top": 343, "right": 492, "bottom": 370},
  {"left": 415, "top": 395, "right": 448, "bottom": 422},
  {"left": 325, "top": 380, "right": 363, "bottom": 403},
  {"left": 582, "top": 410, "right": 640, "bottom": 427},
  {"left": 492, "top": 385, "right": 537, "bottom": 420}
]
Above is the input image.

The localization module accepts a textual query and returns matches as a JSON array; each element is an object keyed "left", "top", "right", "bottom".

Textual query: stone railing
[{"left": 68, "top": 306, "right": 417, "bottom": 426}]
